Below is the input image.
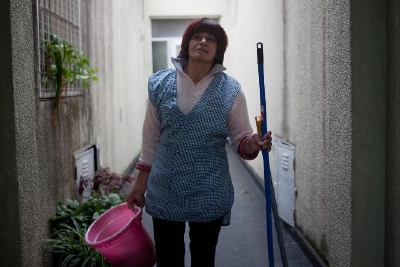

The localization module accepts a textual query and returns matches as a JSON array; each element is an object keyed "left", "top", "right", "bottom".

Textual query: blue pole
[{"left": 257, "top": 42, "right": 274, "bottom": 267}]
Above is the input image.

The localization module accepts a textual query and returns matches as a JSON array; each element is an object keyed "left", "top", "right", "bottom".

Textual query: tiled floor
[{"left": 141, "top": 145, "right": 319, "bottom": 267}]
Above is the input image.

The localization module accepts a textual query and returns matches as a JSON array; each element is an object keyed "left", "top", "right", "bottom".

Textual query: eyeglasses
[{"left": 191, "top": 34, "right": 216, "bottom": 43}]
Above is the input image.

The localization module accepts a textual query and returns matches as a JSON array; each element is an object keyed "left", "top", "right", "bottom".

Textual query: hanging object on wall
[{"left": 74, "top": 144, "right": 99, "bottom": 202}]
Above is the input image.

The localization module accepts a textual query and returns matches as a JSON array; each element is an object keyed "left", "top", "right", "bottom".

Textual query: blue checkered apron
[{"left": 145, "top": 69, "right": 240, "bottom": 225}]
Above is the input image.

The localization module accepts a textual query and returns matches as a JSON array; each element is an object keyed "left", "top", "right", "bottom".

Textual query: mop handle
[
  {"left": 257, "top": 42, "right": 275, "bottom": 267},
  {"left": 257, "top": 43, "right": 268, "bottom": 134}
]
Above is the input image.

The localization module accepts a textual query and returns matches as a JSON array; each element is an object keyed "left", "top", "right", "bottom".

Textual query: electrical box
[
  {"left": 74, "top": 144, "right": 99, "bottom": 202},
  {"left": 274, "top": 137, "right": 295, "bottom": 227}
]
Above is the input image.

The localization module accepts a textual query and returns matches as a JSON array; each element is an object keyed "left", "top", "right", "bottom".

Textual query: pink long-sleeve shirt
[{"left": 137, "top": 58, "right": 257, "bottom": 169}]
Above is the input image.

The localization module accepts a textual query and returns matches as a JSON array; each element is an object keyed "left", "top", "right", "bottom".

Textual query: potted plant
[{"left": 43, "top": 34, "right": 98, "bottom": 127}]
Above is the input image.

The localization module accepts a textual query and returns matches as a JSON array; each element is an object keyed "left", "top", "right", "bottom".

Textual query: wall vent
[{"left": 274, "top": 137, "right": 295, "bottom": 227}]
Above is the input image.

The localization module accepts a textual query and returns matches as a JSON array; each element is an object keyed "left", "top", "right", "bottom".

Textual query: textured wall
[
  {"left": 1, "top": 0, "right": 42, "bottom": 266},
  {"left": 386, "top": 0, "right": 400, "bottom": 265},
  {"left": 0, "top": 0, "right": 23, "bottom": 266},
  {"left": 282, "top": 0, "right": 329, "bottom": 260},
  {"left": 349, "top": 0, "right": 386, "bottom": 266},
  {"left": 324, "top": 1, "right": 353, "bottom": 266}
]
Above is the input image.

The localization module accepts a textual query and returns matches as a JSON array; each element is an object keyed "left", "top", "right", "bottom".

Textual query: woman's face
[{"left": 188, "top": 32, "right": 217, "bottom": 64}]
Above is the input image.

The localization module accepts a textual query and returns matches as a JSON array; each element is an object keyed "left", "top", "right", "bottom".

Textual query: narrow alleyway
[{"left": 141, "top": 145, "right": 324, "bottom": 267}]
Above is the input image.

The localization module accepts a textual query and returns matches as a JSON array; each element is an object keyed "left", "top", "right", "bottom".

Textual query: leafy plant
[
  {"left": 45, "top": 194, "right": 123, "bottom": 266},
  {"left": 50, "top": 193, "right": 122, "bottom": 232},
  {"left": 45, "top": 219, "right": 108, "bottom": 267},
  {"left": 43, "top": 34, "right": 98, "bottom": 127}
]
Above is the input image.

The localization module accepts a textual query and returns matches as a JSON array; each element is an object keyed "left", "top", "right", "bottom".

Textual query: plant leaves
[
  {"left": 45, "top": 195, "right": 119, "bottom": 266},
  {"left": 43, "top": 34, "right": 99, "bottom": 122}
]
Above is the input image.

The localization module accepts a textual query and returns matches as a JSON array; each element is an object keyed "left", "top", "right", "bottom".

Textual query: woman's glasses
[{"left": 191, "top": 34, "right": 216, "bottom": 43}]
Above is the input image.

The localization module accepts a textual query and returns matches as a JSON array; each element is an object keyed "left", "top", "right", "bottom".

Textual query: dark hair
[{"left": 178, "top": 17, "right": 228, "bottom": 65}]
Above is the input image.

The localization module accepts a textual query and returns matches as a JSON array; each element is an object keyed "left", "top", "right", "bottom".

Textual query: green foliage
[
  {"left": 43, "top": 34, "right": 98, "bottom": 125},
  {"left": 45, "top": 194, "right": 123, "bottom": 266},
  {"left": 45, "top": 220, "right": 108, "bottom": 267},
  {"left": 50, "top": 193, "right": 122, "bottom": 232}
]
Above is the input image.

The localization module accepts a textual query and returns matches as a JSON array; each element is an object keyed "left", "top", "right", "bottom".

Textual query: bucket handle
[{"left": 129, "top": 204, "right": 143, "bottom": 220}]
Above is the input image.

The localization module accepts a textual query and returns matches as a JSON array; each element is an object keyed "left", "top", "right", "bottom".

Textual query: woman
[{"left": 127, "top": 17, "right": 272, "bottom": 267}]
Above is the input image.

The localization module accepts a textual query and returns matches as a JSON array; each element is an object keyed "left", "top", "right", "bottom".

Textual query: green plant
[
  {"left": 50, "top": 193, "right": 122, "bottom": 232},
  {"left": 43, "top": 34, "right": 98, "bottom": 126},
  {"left": 45, "top": 219, "right": 108, "bottom": 267},
  {"left": 45, "top": 194, "right": 123, "bottom": 266}
]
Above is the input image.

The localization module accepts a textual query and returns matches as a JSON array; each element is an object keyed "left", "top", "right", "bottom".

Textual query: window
[
  {"left": 151, "top": 19, "right": 193, "bottom": 73},
  {"left": 152, "top": 38, "right": 181, "bottom": 72}
]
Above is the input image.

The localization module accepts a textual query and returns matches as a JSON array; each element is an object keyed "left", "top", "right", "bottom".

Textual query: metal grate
[{"left": 36, "top": 0, "right": 83, "bottom": 99}]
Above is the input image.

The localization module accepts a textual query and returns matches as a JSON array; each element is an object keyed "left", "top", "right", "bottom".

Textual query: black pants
[{"left": 152, "top": 216, "right": 224, "bottom": 267}]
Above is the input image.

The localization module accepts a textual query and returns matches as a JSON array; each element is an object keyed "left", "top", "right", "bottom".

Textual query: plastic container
[{"left": 85, "top": 203, "right": 156, "bottom": 267}]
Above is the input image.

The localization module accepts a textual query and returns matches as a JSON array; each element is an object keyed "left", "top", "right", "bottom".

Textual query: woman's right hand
[
  {"left": 245, "top": 131, "right": 272, "bottom": 155},
  {"left": 126, "top": 170, "right": 150, "bottom": 210},
  {"left": 127, "top": 186, "right": 146, "bottom": 210}
]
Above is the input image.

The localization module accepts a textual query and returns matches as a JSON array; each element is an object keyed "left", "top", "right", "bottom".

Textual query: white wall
[
  {"left": 224, "top": 0, "right": 284, "bottom": 183},
  {"left": 146, "top": 0, "right": 226, "bottom": 19},
  {"left": 87, "top": 0, "right": 148, "bottom": 173}
]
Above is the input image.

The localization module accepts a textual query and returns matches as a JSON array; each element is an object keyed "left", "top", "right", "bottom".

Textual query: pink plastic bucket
[{"left": 85, "top": 203, "right": 156, "bottom": 267}]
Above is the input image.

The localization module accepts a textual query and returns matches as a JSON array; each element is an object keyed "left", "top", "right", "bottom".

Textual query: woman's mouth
[{"left": 196, "top": 48, "right": 208, "bottom": 53}]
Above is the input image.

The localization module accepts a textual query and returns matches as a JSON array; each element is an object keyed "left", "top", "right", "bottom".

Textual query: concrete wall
[
  {"left": 386, "top": 0, "right": 400, "bottom": 265},
  {"left": 280, "top": 0, "right": 331, "bottom": 261},
  {"left": 323, "top": 2, "right": 352, "bottom": 266},
  {"left": 1, "top": 0, "right": 60, "bottom": 266},
  {"left": 349, "top": 0, "right": 386, "bottom": 265},
  {"left": 1, "top": 1, "right": 27, "bottom": 266},
  {"left": 87, "top": 0, "right": 147, "bottom": 174}
]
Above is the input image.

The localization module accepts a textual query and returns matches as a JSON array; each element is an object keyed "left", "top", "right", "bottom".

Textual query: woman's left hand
[{"left": 246, "top": 131, "right": 272, "bottom": 154}]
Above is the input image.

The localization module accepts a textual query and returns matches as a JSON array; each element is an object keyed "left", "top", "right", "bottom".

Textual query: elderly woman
[{"left": 127, "top": 17, "right": 272, "bottom": 267}]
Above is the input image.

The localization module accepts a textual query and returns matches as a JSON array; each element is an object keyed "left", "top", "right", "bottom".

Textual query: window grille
[{"left": 36, "top": 0, "right": 83, "bottom": 99}]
